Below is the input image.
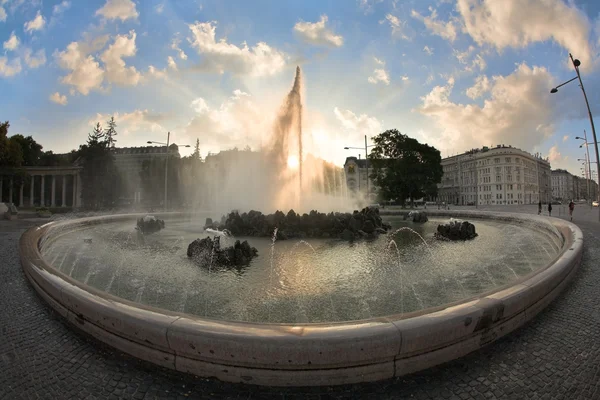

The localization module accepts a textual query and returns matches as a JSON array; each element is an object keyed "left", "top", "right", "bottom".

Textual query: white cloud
[
  {"left": 95, "top": 0, "right": 138, "bottom": 21},
  {"left": 453, "top": 46, "right": 486, "bottom": 72},
  {"left": 374, "top": 57, "right": 385, "bottom": 65},
  {"left": 368, "top": 68, "right": 390, "bottom": 85},
  {"left": 183, "top": 89, "right": 269, "bottom": 149},
  {"left": 411, "top": 7, "right": 457, "bottom": 42},
  {"left": 53, "top": 1, "right": 70, "bottom": 15},
  {"left": 187, "top": 21, "right": 287, "bottom": 76},
  {"left": 358, "top": 0, "right": 383, "bottom": 15},
  {"left": 0, "top": 7, "right": 6, "bottom": 22},
  {"left": 167, "top": 55, "right": 177, "bottom": 70},
  {"left": 423, "top": 45, "right": 434, "bottom": 55},
  {"left": 89, "top": 110, "right": 167, "bottom": 135},
  {"left": 417, "top": 63, "right": 563, "bottom": 153},
  {"left": 147, "top": 65, "right": 167, "bottom": 79},
  {"left": 563, "top": 135, "right": 569, "bottom": 142},
  {"left": 171, "top": 37, "right": 188, "bottom": 60},
  {"left": 293, "top": 15, "right": 343, "bottom": 47},
  {"left": 24, "top": 48, "right": 46, "bottom": 68},
  {"left": 155, "top": 3, "right": 164, "bottom": 14},
  {"left": 465, "top": 75, "right": 491, "bottom": 99},
  {"left": 55, "top": 41, "right": 105, "bottom": 95},
  {"left": 0, "top": 56, "right": 22, "bottom": 77},
  {"left": 457, "top": 0, "right": 595, "bottom": 70},
  {"left": 382, "top": 14, "right": 409, "bottom": 40},
  {"left": 24, "top": 10, "right": 45, "bottom": 33},
  {"left": 100, "top": 30, "right": 141, "bottom": 86},
  {"left": 401, "top": 75, "right": 409, "bottom": 81},
  {"left": 3, "top": 31, "right": 19, "bottom": 51},
  {"left": 454, "top": 46, "right": 474, "bottom": 64},
  {"left": 49, "top": 92, "right": 68, "bottom": 105},
  {"left": 334, "top": 107, "right": 382, "bottom": 135},
  {"left": 547, "top": 145, "right": 570, "bottom": 169}
]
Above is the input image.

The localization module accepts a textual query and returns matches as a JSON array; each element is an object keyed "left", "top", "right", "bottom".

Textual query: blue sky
[{"left": 1, "top": 0, "right": 600, "bottom": 178}]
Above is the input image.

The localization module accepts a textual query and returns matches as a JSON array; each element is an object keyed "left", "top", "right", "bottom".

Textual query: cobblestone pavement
[{"left": 1, "top": 206, "right": 600, "bottom": 399}]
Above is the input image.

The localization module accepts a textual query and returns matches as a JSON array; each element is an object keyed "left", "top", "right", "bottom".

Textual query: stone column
[
  {"left": 51, "top": 175, "right": 56, "bottom": 207},
  {"left": 40, "top": 175, "right": 45, "bottom": 207},
  {"left": 72, "top": 174, "right": 77, "bottom": 208},
  {"left": 8, "top": 178, "right": 13, "bottom": 205},
  {"left": 76, "top": 173, "right": 82, "bottom": 207},
  {"left": 19, "top": 184, "right": 24, "bottom": 207},
  {"left": 0, "top": 177, "right": 3, "bottom": 203},
  {"left": 62, "top": 175, "right": 67, "bottom": 207},
  {"left": 30, "top": 175, "right": 35, "bottom": 207}
]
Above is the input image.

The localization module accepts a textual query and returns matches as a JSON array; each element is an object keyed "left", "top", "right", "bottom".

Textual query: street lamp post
[
  {"left": 577, "top": 156, "right": 591, "bottom": 207},
  {"left": 576, "top": 131, "right": 593, "bottom": 207},
  {"left": 551, "top": 54, "right": 600, "bottom": 220},
  {"left": 344, "top": 135, "right": 375, "bottom": 201},
  {"left": 147, "top": 132, "right": 191, "bottom": 212}
]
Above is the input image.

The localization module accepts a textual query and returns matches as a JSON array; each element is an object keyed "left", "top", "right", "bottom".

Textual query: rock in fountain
[
  {"left": 435, "top": 220, "right": 477, "bottom": 241},
  {"left": 135, "top": 215, "right": 165, "bottom": 235},
  {"left": 204, "top": 207, "right": 391, "bottom": 241},
  {"left": 187, "top": 236, "right": 258, "bottom": 267},
  {"left": 405, "top": 211, "right": 429, "bottom": 223}
]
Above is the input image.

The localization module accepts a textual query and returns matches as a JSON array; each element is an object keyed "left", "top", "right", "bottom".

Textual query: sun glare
[{"left": 287, "top": 155, "right": 300, "bottom": 169}]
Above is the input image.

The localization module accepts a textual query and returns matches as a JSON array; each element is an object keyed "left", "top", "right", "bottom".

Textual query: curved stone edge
[{"left": 19, "top": 212, "right": 583, "bottom": 387}]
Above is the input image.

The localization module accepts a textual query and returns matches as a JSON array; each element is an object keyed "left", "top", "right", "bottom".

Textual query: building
[
  {"left": 438, "top": 145, "right": 551, "bottom": 206},
  {"left": 343, "top": 156, "right": 378, "bottom": 201},
  {"left": 113, "top": 145, "right": 181, "bottom": 203},
  {"left": 551, "top": 169, "right": 574, "bottom": 201}
]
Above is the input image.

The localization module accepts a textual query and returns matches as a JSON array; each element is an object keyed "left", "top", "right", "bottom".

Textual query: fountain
[{"left": 18, "top": 67, "right": 584, "bottom": 387}]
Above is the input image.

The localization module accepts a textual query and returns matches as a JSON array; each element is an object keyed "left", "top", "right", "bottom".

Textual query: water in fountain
[{"left": 43, "top": 214, "right": 561, "bottom": 323}]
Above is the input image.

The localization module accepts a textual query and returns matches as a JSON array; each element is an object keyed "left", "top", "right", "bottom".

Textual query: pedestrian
[
  {"left": 568, "top": 200, "right": 575, "bottom": 221},
  {"left": 538, "top": 200, "right": 542, "bottom": 215},
  {"left": 548, "top": 202, "right": 553, "bottom": 217}
]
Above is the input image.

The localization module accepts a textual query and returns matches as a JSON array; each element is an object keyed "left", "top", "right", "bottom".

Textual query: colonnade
[{"left": 0, "top": 170, "right": 81, "bottom": 208}]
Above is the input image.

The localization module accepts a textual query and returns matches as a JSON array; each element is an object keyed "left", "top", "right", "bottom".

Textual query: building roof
[
  {"left": 113, "top": 145, "right": 179, "bottom": 155},
  {"left": 442, "top": 144, "right": 550, "bottom": 164}
]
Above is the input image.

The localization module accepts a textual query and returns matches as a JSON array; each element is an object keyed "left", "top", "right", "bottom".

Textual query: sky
[{"left": 1, "top": 0, "right": 600, "bottom": 178}]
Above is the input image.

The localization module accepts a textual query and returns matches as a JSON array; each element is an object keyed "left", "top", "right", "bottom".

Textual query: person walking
[
  {"left": 548, "top": 202, "right": 553, "bottom": 217},
  {"left": 538, "top": 200, "right": 542, "bottom": 215},
  {"left": 569, "top": 200, "right": 575, "bottom": 221}
]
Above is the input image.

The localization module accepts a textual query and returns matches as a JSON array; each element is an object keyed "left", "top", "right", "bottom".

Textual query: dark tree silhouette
[
  {"left": 369, "top": 129, "right": 442, "bottom": 206},
  {"left": 104, "top": 116, "right": 117, "bottom": 148}
]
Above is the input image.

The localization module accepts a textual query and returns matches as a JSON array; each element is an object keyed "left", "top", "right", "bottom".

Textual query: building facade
[
  {"left": 343, "top": 156, "right": 378, "bottom": 201},
  {"left": 438, "top": 145, "right": 551, "bottom": 206},
  {"left": 552, "top": 169, "right": 599, "bottom": 202},
  {"left": 113, "top": 145, "right": 181, "bottom": 203}
]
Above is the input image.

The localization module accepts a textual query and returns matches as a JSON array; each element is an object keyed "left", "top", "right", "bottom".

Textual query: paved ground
[{"left": 1, "top": 205, "right": 599, "bottom": 399}]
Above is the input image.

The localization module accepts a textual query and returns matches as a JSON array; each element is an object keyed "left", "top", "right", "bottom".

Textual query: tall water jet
[{"left": 269, "top": 66, "right": 303, "bottom": 209}]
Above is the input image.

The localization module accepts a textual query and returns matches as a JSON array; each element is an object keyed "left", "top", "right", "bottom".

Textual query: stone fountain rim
[{"left": 20, "top": 210, "right": 583, "bottom": 386}]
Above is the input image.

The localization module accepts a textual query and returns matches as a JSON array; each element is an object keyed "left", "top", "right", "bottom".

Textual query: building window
[{"left": 506, "top": 157, "right": 511, "bottom": 163}]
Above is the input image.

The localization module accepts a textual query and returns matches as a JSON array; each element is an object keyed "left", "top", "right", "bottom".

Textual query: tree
[
  {"left": 78, "top": 122, "right": 121, "bottom": 209},
  {"left": 192, "top": 138, "right": 201, "bottom": 160},
  {"left": 10, "top": 134, "right": 43, "bottom": 166},
  {"left": 369, "top": 129, "right": 442, "bottom": 206},
  {"left": 104, "top": 116, "right": 117, "bottom": 148},
  {"left": 89, "top": 122, "right": 104, "bottom": 143}
]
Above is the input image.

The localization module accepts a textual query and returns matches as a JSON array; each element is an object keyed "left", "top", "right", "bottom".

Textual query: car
[{"left": 593, "top": 201, "right": 599, "bottom": 207}]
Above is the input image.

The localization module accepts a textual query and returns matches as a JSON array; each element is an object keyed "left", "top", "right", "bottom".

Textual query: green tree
[
  {"left": 369, "top": 129, "right": 442, "bottom": 206},
  {"left": 0, "top": 121, "right": 21, "bottom": 167},
  {"left": 192, "top": 138, "right": 201, "bottom": 160},
  {"left": 104, "top": 116, "right": 117, "bottom": 148},
  {"left": 10, "top": 134, "right": 43, "bottom": 166},
  {"left": 78, "top": 122, "right": 121, "bottom": 209}
]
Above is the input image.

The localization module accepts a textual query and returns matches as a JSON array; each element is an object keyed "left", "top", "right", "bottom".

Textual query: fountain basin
[{"left": 20, "top": 211, "right": 582, "bottom": 386}]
